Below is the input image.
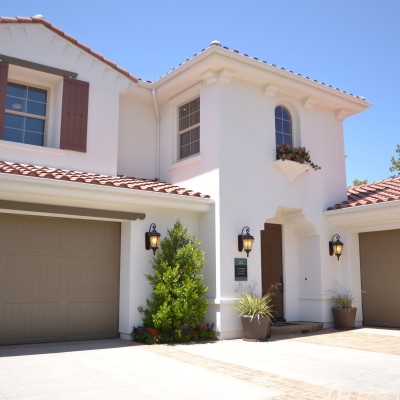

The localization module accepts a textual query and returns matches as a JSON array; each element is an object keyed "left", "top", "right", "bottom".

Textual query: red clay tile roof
[
  {"left": 0, "top": 16, "right": 138, "bottom": 83},
  {"left": 327, "top": 177, "right": 400, "bottom": 210},
  {"left": 0, "top": 161, "right": 210, "bottom": 198}
]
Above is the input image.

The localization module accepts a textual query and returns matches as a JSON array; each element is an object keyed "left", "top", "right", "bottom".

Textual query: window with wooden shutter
[
  {"left": 60, "top": 77, "right": 89, "bottom": 152},
  {"left": 0, "top": 61, "right": 9, "bottom": 140}
]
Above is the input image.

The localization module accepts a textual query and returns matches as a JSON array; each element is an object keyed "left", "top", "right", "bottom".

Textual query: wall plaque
[{"left": 234, "top": 258, "right": 247, "bottom": 281}]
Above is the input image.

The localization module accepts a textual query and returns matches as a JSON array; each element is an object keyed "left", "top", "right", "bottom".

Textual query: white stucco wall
[
  {"left": 154, "top": 66, "right": 369, "bottom": 337},
  {"left": 0, "top": 24, "right": 132, "bottom": 175}
]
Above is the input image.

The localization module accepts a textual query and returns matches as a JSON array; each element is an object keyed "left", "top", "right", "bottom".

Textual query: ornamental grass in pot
[
  {"left": 330, "top": 291, "right": 357, "bottom": 330},
  {"left": 234, "top": 291, "right": 274, "bottom": 341}
]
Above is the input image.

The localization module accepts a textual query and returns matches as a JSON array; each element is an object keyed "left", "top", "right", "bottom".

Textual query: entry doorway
[{"left": 261, "top": 223, "right": 284, "bottom": 320}]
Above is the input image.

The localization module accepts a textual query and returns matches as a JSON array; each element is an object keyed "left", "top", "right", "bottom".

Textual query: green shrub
[{"left": 137, "top": 220, "right": 210, "bottom": 342}]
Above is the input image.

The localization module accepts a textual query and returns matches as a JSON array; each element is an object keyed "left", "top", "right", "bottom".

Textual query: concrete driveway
[{"left": 0, "top": 327, "right": 399, "bottom": 399}]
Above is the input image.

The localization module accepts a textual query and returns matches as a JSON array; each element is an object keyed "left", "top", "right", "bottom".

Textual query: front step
[{"left": 271, "top": 321, "right": 323, "bottom": 336}]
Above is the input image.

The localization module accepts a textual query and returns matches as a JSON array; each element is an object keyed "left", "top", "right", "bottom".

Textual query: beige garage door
[
  {"left": 359, "top": 229, "right": 400, "bottom": 328},
  {"left": 0, "top": 213, "right": 120, "bottom": 344}
]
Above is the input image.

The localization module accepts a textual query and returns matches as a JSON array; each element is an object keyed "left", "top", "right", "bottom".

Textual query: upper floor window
[
  {"left": 275, "top": 105, "right": 292, "bottom": 146},
  {"left": 0, "top": 59, "right": 89, "bottom": 152},
  {"left": 4, "top": 82, "right": 47, "bottom": 146},
  {"left": 178, "top": 97, "right": 200, "bottom": 160}
]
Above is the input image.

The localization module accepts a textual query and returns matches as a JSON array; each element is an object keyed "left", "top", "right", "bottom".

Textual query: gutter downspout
[{"left": 152, "top": 87, "right": 160, "bottom": 180}]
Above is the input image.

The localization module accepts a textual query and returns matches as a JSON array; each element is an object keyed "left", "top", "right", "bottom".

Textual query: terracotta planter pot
[
  {"left": 331, "top": 307, "right": 357, "bottom": 330},
  {"left": 241, "top": 315, "right": 271, "bottom": 341}
]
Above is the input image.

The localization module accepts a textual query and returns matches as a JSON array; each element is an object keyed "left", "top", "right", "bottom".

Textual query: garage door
[
  {"left": 359, "top": 229, "right": 400, "bottom": 328},
  {"left": 0, "top": 213, "right": 120, "bottom": 344}
]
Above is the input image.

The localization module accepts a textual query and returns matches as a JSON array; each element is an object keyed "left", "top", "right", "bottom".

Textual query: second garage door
[
  {"left": 0, "top": 213, "right": 121, "bottom": 345},
  {"left": 359, "top": 229, "right": 400, "bottom": 328}
]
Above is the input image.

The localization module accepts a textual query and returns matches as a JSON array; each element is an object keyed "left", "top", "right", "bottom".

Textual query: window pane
[
  {"left": 180, "top": 144, "right": 190, "bottom": 159},
  {"left": 275, "top": 106, "right": 283, "bottom": 119},
  {"left": 180, "top": 131, "right": 191, "bottom": 146},
  {"left": 6, "top": 96, "right": 26, "bottom": 113},
  {"left": 275, "top": 118, "right": 283, "bottom": 133},
  {"left": 27, "top": 100, "right": 46, "bottom": 116},
  {"left": 283, "top": 133, "right": 292, "bottom": 146},
  {"left": 190, "top": 110, "right": 200, "bottom": 126},
  {"left": 7, "top": 83, "right": 26, "bottom": 98},
  {"left": 190, "top": 98, "right": 200, "bottom": 113},
  {"left": 4, "top": 113, "right": 24, "bottom": 129},
  {"left": 191, "top": 140, "right": 200, "bottom": 155},
  {"left": 28, "top": 87, "right": 47, "bottom": 103},
  {"left": 179, "top": 115, "right": 190, "bottom": 131},
  {"left": 25, "top": 131, "right": 44, "bottom": 146},
  {"left": 191, "top": 127, "right": 200, "bottom": 141},
  {"left": 276, "top": 133, "right": 284, "bottom": 146},
  {"left": 179, "top": 104, "right": 190, "bottom": 119},
  {"left": 282, "top": 119, "right": 290, "bottom": 134},
  {"left": 3, "top": 127, "right": 23, "bottom": 143},
  {"left": 25, "top": 117, "right": 45, "bottom": 133}
]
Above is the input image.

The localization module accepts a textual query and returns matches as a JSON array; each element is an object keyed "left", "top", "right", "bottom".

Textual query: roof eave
[
  {"left": 0, "top": 173, "right": 214, "bottom": 214},
  {"left": 153, "top": 45, "right": 371, "bottom": 110}
]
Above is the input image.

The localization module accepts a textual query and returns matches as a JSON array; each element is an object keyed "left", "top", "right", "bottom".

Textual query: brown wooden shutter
[
  {"left": 0, "top": 61, "right": 9, "bottom": 140},
  {"left": 60, "top": 77, "right": 89, "bottom": 152}
]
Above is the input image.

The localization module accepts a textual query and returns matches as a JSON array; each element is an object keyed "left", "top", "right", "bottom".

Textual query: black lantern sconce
[
  {"left": 145, "top": 223, "right": 161, "bottom": 255},
  {"left": 329, "top": 234, "right": 344, "bottom": 260},
  {"left": 238, "top": 226, "right": 254, "bottom": 257}
]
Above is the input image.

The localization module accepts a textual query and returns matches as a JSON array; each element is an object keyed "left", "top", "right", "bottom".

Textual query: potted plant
[
  {"left": 234, "top": 291, "right": 274, "bottom": 341},
  {"left": 330, "top": 291, "right": 357, "bottom": 330}
]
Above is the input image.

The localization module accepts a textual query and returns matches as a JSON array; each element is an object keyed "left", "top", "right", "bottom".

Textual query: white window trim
[
  {"left": 6, "top": 65, "right": 63, "bottom": 150},
  {"left": 177, "top": 97, "right": 200, "bottom": 161},
  {"left": 168, "top": 83, "right": 201, "bottom": 165},
  {"left": 274, "top": 99, "right": 301, "bottom": 148}
]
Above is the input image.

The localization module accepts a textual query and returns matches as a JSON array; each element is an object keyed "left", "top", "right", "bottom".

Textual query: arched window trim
[{"left": 274, "top": 100, "right": 300, "bottom": 148}]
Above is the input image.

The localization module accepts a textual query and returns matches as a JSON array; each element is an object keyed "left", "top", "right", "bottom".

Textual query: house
[{"left": 0, "top": 16, "right": 399, "bottom": 344}]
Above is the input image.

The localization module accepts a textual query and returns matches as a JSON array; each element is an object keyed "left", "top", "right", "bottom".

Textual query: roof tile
[
  {"left": 0, "top": 161, "right": 210, "bottom": 199},
  {"left": 327, "top": 177, "right": 400, "bottom": 210}
]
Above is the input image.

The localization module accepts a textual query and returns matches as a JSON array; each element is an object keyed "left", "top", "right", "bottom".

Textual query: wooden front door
[{"left": 261, "top": 223, "right": 284, "bottom": 320}]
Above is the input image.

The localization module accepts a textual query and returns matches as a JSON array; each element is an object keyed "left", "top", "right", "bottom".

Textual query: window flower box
[{"left": 275, "top": 143, "right": 321, "bottom": 182}]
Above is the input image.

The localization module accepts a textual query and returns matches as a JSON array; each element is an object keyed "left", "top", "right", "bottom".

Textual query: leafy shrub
[{"left": 137, "top": 220, "right": 212, "bottom": 343}]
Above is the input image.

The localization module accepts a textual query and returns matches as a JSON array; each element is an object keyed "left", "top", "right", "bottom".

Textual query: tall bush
[{"left": 138, "top": 220, "right": 208, "bottom": 341}]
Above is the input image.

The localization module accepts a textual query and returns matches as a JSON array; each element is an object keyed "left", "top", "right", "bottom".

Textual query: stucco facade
[{"left": 1, "top": 16, "right": 399, "bottom": 344}]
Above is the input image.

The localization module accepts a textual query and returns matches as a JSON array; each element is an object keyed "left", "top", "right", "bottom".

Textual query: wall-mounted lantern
[
  {"left": 238, "top": 226, "right": 254, "bottom": 257},
  {"left": 145, "top": 223, "right": 161, "bottom": 255},
  {"left": 329, "top": 234, "right": 343, "bottom": 260}
]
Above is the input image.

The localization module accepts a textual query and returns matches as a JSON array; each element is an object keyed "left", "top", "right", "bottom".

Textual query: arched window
[{"left": 275, "top": 106, "right": 292, "bottom": 146}]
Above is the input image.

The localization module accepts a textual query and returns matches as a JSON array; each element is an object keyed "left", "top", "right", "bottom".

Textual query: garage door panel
[
  {"left": 2, "top": 302, "right": 65, "bottom": 340},
  {"left": 0, "top": 214, "right": 63, "bottom": 256},
  {"left": 62, "top": 220, "right": 121, "bottom": 259},
  {"left": 0, "top": 214, "right": 120, "bottom": 344},
  {"left": 68, "top": 258, "right": 119, "bottom": 298},
  {"left": 67, "top": 301, "right": 118, "bottom": 337},
  {"left": 1, "top": 256, "right": 65, "bottom": 300}
]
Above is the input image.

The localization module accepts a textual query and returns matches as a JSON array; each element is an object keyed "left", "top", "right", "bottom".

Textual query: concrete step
[{"left": 271, "top": 321, "right": 323, "bottom": 336}]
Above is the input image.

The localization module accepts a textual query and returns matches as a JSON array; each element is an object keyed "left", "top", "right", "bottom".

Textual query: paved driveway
[{"left": 0, "top": 328, "right": 399, "bottom": 399}]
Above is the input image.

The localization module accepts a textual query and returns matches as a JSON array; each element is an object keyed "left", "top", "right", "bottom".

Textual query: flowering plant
[{"left": 276, "top": 143, "right": 321, "bottom": 171}]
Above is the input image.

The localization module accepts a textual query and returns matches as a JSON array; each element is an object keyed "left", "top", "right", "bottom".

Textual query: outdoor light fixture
[
  {"left": 145, "top": 223, "right": 161, "bottom": 255},
  {"left": 329, "top": 234, "right": 344, "bottom": 260},
  {"left": 238, "top": 226, "right": 254, "bottom": 257}
]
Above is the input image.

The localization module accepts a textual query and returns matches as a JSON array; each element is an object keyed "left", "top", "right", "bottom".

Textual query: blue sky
[{"left": 2, "top": 0, "right": 399, "bottom": 185}]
